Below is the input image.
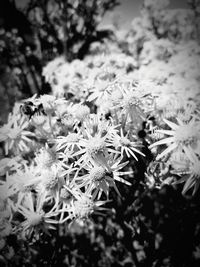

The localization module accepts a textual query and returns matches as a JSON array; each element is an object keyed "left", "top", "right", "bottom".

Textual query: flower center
[
  {"left": 123, "top": 94, "right": 140, "bottom": 109},
  {"left": 90, "top": 166, "right": 106, "bottom": 182},
  {"left": 65, "top": 133, "right": 80, "bottom": 143},
  {"left": 120, "top": 137, "right": 131, "bottom": 147},
  {"left": 43, "top": 172, "right": 58, "bottom": 190},
  {"left": 38, "top": 148, "right": 58, "bottom": 169},
  {"left": 62, "top": 114, "right": 74, "bottom": 127},
  {"left": 28, "top": 212, "right": 44, "bottom": 226},
  {"left": 73, "top": 105, "right": 90, "bottom": 121},
  {"left": 73, "top": 197, "right": 94, "bottom": 219},
  {"left": 86, "top": 138, "right": 105, "bottom": 157}
]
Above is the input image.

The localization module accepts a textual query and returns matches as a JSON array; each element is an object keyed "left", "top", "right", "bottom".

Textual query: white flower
[
  {"left": 37, "top": 166, "right": 64, "bottom": 199},
  {"left": 87, "top": 68, "right": 116, "bottom": 104},
  {"left": 149, "top": 117, "right": 200, "bottom": 160},
  {"left": 108, "top": 128, "right": 145, "bottom": 160},
  {"left": 0, "top": 117, "right": 34, "bottom": 155},
  {"left": 81, "top": 114, "right": 118, "bottom": 139},
  {"left": 35, "top": 144, "right": 61, "bottom": 170},
  {"left": 0, "top": 181, "right": 16, "bottom": 221},
  {"left": 0, "top": 156, "right": 23, "bottom": 176},
  {"left": 59, "top": 193, "right": 107, "bottom": 223},
  {"left": 75, "top": 154, "right": 132, "bottom": 198},
  {"left": 55, "top": 133, "right": 82, "bottom": 153},
  {"left": 173, "top": 149, "right": 200, "bottom": 195},
  {"left": 36, "top": 95, "right": 66, "bottom": 115},
  {"left": 42, "top": 56, "right": 65, "bottom": 84},
  {"left": 74, "top": 135, "right": 110, "bottom": 167},
  {"left": 17, "top": 192, "right": 59, "bottom": 239},
  {"left": 70, "top": 103, "right": 90, "bottom": 122},
  {"left": 111, "top": 80, "right": 147, "bottom": 127}
]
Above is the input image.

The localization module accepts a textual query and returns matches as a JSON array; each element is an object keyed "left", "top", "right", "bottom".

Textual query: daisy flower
[
  {"left": 73, "top": 135, "right": 111, "bottom": 168},
  {"left": 36, "top": 95, "right": 66, "bottom": 115},
  {"left": 59, "top": 193, "right": 108, "bottom": 224},
  {"left": 87, "top": 67, "right": 118, "bottom": 104},
  {"left": 81, "top": 113, "right": 118, "bottom": 139},
  {"left": 7, "top": 165, "right": 40, "bottom": 205},
  {"left": 149, "top": 117, "right": 200, "bottom": 160},
  {"left": 111, "top": 80, "right": 147, "bottom": 127},
  {"left": 0, "top": 181, "right": 17, "bottom": 220},
  {"left": 69, "top": 103, "right": 90, "bottom": 123},
  {"left": 0, "top": 156, "right": 23, "bottom": 176},
  {"left": 154, "top": 94, "right": 183, "bottom": 119},
  {"left": 108, "top": 128, "right": 145, "bottom": 160},
  {"left": 17, "top": 191, "right": 59, "bottom": 239},
  {"left": 36, "top": 165, "right": 64, "bottom": 200},
  {"left": 42, "top": 56, "right": 65, "bottom": 85},
  {"left": 35, "top": 144, "right": 62, "bottom": 170},
  {"left": 57, "top": 113, "right": 75, "bottom": 130},
  {"left": 74, "top": 154, "right": 132, "bottom": 198},
  {"left": 73, "top": 116, "right": 119, "bottom": 168},
  {"left": 0, "top": 117, "right": 34, "bottom": 155},
  {"left": 54, "top": 132, "right": 82, "bottom": 154},
  {"left": 172, "top": 149, "right": 200, "bottom": 195},
  {"left": 58, "top": 184, "right": 83, "bottom": 223}
]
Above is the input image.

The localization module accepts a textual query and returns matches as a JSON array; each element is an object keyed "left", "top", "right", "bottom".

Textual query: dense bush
[{"left": 0, "top": 0, "right": 200, "bottom": 266}]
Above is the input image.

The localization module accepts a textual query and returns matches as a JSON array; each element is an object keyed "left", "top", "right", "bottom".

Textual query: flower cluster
[
  {"left": 0, "top": 76, "right": 151, "bottom": 243},
  {"left": 0, "top": 0, "right": 199, "bottom": 255}
]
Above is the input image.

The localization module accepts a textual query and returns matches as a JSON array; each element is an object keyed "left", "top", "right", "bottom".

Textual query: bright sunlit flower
[
  {"left": 55, "top": 132, "right": 82, "bottom": 153},
  {"left": 111, "top": 80, "right": 147, "bottom": 127},
  {"left": 149, "top": 117, "right": 200, "bottom": 160},
  {"left": 0, "top": 117, "right": 34, "bottom": 155},
  {"left": 37, "top": 166, "right": 64, "bottom": 198},
  {"left": 36, "top": 95, "right": 65, "bottom": 115},
  {"left": 0, "top": 156, "right": 23, "bottom": 176},
  {"left": 81, "top": 114, "right": 118, "bottom": 140},
  {"left": 108, "top": 128, "right": 145, "bottom": 160},
  {"left": 17, "top": 192, "right": 59, "bottom": 239},
  {"left": 87, "top": 68, "right": 117, "bottom": 104},
  {"left": 75, "top": 154, "right": 132, "bottom": 198},
  {"left": 73, "top": 135, "right": 112, "bottom": 167},
  {"left": 0, "top": 182, "right": 16, "bottom": 220},
  {"left": 70, "top": 103, "right": 90, "bottom": 122},
  {"left": 35, "top": 144, "right": 61, "bottom": 170},
  {"left": 59, "top": 193, "right": 108, "bottom": 223},
  {"left": 172, "top": 149, "right": 200, "bottom": 195}
]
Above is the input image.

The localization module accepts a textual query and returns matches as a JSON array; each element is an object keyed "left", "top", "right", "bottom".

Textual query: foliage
[{"left": 25, "top": 0, "right": 119, "bottom": 61}]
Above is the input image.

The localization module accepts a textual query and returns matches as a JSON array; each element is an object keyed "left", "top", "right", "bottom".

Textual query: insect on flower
[{"left": 20, "top": 101, "right": 45, "bottom": 119}]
